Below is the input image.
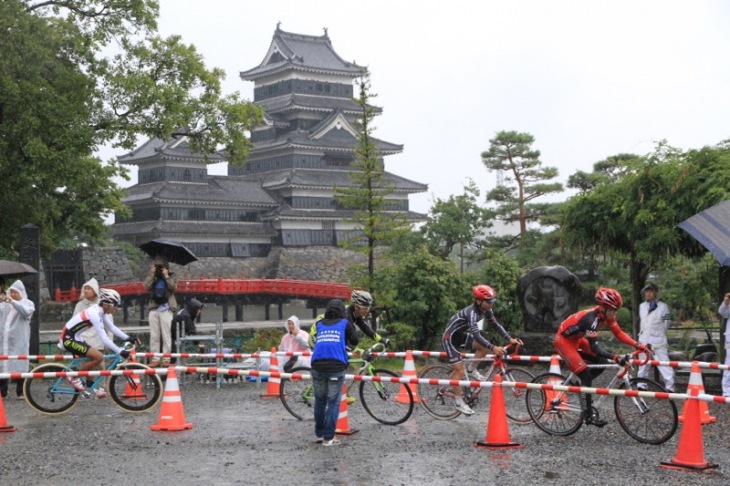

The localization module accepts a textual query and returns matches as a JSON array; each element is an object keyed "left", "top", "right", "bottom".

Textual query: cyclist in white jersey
[{"left": 59, "top": 289, "right": 140, "bottom": 392}]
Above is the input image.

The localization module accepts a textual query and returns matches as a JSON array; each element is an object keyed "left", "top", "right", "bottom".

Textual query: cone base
[
  {"left": 660, "top": 460, "right": 718, "bottom": 473},
  {"left": 678, "top": 415, "right": 717, "bottom": 424},
  {"left": 259, "top": 394, "right": 280, "bottom": 399},
  {"left": 474, "top": 441, "right": 523, "bottom": 450},
  {"left": 335, "top": 428, "right": 359, "bottom": 436},
  {"left": 0, "top": 425, "right": 16, "bottom": 433},
  {"left": 151, "top": 422, "right": 193, "bottom": 432}
]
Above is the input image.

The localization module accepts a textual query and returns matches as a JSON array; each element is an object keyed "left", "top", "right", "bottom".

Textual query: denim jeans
[{"left": 311, "top": 368, "right": 346, "bottom": 441}]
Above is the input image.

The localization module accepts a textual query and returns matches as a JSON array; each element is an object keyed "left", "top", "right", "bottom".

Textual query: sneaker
[
  {"left": 322, "top": 439, "right": 341, "bottom": 447},
  {"left": 148, "top": 360, "right": 160, "bottom": 368},
  {"left": 584, "top": 412, "right": 608, "bottom": 427},
  {"left": 161, "top": 359, "right": 171, "bottom": 367},
  {"left": 471, "top": 370, "right": 486, "bottom": 381},
  {"left": 94, "top": 387, "right": 108, "bottom": 399},
  {"left": 346, "top": 396, "right": 357, "bottom": 405},
  {"left": 67, "top": 377, "right": 86, "bottom": 392},
  {"left": 315, "top": 437, "right": 324, "bottom": 444},
  {"left": 455, "top": 402, "right": 475, "bottom": 415}
]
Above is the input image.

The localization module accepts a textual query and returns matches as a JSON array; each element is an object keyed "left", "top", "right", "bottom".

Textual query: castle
[{"left": 112, "top": 26, "right": 427, "bottom": 258}]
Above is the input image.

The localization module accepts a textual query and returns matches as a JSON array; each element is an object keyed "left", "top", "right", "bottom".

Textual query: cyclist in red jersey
[{"left": 554, "top": 287, "right": 651, "bottom": 427}]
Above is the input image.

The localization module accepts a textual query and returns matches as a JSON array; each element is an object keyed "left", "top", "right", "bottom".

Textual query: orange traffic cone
[
  {"left": 474, "top": 374, "right": 523, "bottom": 449},
  {"left": 150, "top": 367, "right": 193, "bottom": 431},
  {"left": 335, "top": 382, "right": 359, "bottom": 436},
  {"left": 260, "top": 348, "right": 281, "bottom": 399},
  {"left": 545, "top": 354, "right": 566, "bottom": 410},
  {"left": 0, "top": 395, "right": 16, "bottom": 433},
  {"left": 660, "top": 383, "right": 718, "bottom": 472},
  {"left": 396, "top": 350, "right": 419, "bottom": 403},
  {"left": 121, "top": 357, "right": 147, "bottom": 401},
  {"left": 679, "top": 362, "right": 716, "bottom": 424}
]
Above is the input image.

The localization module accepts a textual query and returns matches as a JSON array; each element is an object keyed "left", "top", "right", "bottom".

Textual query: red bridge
[{"left": 54, "top": 278, "right": 352, "bottom": 323}]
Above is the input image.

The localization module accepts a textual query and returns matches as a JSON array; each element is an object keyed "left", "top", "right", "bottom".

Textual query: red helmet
[
  {"left": 472, "top": 285, "right": 497, "bottom": 302},
  {"left": 595, "top": 287, "right": 623, "bottom": 309}
]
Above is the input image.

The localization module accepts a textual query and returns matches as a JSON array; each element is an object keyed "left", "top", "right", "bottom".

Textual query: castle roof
[
  {"left": 122, "top": 178, "right": 278, "bottom": 207},
  {"left": 255, "top": 168, "right": 427, "bottom": 194},
  {"left": 240, "top": 27, "right": 362, "bottom": 81},
  {"left": 117, "top": 135, "right": 224, "bottom": 165},
  {"left": 112, "top": 220, "right": 277, "bottom": 238},
  {"left": 256, "top": 93, "right": 369, "bottom": 116}
]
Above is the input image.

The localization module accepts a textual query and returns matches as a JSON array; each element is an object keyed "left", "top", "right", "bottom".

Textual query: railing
[{"left": 54, "top": 278, "right": 351, "bottom": 302}]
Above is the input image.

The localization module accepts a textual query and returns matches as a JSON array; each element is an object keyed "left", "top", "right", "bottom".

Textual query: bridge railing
[{"left": 54, "top": 279, "right": 351, "bottom": 302}]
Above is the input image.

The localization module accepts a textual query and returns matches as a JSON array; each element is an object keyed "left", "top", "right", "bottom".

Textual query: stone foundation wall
[{"left": 81, "top": 247, "right": 135, "bottom": 283}]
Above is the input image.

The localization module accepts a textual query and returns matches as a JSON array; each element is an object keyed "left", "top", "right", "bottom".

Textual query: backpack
[{"left": 152, "top": 277, "right": 169, "bottom": 304}]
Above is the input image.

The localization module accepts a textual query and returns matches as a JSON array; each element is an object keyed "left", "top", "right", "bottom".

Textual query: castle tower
[{"left": 238, "top": 26, "right": 427, "bottom": 246}]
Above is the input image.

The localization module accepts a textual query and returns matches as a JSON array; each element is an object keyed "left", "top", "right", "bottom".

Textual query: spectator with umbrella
[
  {"left": 139, "top": 239, "right": 197, "bottom": 367},
  {"left": 143, "top": 255, "right": 178, "bottom": 367}
]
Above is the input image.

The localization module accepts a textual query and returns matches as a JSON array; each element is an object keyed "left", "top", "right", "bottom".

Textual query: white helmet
[
  {"left": 99, "top": 288, "right": 121, "bottom": 306},
  {"left": 350, "top": 290, "right": 373, "bottom": 307}
]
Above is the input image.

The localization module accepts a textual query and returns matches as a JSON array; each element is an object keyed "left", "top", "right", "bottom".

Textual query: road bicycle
[
  {"left": 416, "top": 344, "right": 535, "bottom": 422},
  {"left": 23, "top": 344, "right": 163, "bottom": 415},
  {"left": 279, "top": 342, "right": 414, "bottom": 426},
  {"left": 525, "top": 350, "right": 678, "bottom": 444}
]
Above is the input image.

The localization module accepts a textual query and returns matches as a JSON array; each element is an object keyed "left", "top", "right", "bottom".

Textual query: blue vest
[{"left": 312, "top": 318, "right": 348, "bottom": 365}]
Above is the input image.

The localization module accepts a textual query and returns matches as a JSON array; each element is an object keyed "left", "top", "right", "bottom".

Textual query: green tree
[
  {"left": 562, "top": 143, "right": 730, "bottom": 333},
  {"left": 481, "top": 131, "right": 563, "bottom": 237},
  {"left": 0, "top": 0, "right": 262, "bottom": 256},
  {"left": 375, "top": 246, "right": 466, "bottom": 350},
  {"left": 335, "top": 69, "right": 410, "bottom": 290},
  {"left": 421, "top": 180, "right": 493, "bottom": 272}
]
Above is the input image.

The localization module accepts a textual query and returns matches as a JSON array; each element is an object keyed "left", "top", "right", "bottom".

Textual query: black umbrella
[
  {"left": 139, "top": 238, "right": 198, "bottom": 266},
  {"left": 0, "top": 260, "right": 38, "bottom": 279}
]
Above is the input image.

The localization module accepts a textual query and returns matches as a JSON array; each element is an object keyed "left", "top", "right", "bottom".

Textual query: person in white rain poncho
[
  {"left": 279, "top": 315, "right": 311, "bottom": 371},
  {"left": 0, "top": 280, "right": 35, "bottom": 399}
]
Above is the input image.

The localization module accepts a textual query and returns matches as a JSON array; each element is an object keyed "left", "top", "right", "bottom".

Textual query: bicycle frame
[
  {"left": 23, "top": 345, "right": 164, "bottom": 415},
  {"left": 526, "top": 351, "right": 679, "bottom": 444},
  {"left": 416, "top": 345, "right": 534, "bottom": 422},
  {"left": 279, "top": 342, "right": 414, "bottom": 425}
]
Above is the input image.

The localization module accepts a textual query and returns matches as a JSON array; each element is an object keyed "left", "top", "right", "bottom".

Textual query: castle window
[{"left": 183, "top": 169, "right": 191, "bottom": 181}]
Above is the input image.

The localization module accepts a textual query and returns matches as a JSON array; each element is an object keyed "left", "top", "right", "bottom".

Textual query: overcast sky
[{"left": 109, "top": 0, "right": 730, "bottom": 215}]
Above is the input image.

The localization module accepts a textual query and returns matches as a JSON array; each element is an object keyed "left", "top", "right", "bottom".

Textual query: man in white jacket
[
  {"left": 637, "top": 283, "right": 674, "bottom": 392},
  {"left": 719, "top": 292, "right": 730, "bottom": 397}
]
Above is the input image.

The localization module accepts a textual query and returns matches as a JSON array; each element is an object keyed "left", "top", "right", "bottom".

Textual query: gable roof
[
  {"left": 117, "top": 135, "right": 224, "bottom": 165},
  {"left": 240, "top": 27, "right": 362, "bottom": 81}
]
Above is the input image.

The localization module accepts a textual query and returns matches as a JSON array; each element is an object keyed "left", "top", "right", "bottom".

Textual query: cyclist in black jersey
[{"left": 442, "top": 285, "right": 522, "bottom": 415}]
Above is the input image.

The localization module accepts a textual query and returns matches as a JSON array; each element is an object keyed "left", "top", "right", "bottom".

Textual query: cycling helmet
[
  {"left": 472, "top": 285, "right": 497, "bottom": 302},
  {"left": 350, "top": 290, "right": 373, "bottom": 308},
  {"left": 595, "top": 287, "right": 623, "bottom": 310},
  {"left": 99, "top": 288, "right": 121, "bottom": 306}
]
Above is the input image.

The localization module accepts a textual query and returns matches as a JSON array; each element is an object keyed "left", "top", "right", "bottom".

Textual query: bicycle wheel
[
  {"left": 498, "top": 366, "right": 535, "bottom": 425},
  {"left": 359, "top": 369, "right": 414, "bottom": 426},
  {"left": 23, "top": 363, "right": 79, "bottom": 415},
  {"left": 279, "top": 366, "right": 313, "bottom": 420},
  {"left": 614, "top": 377, "right": 678, "bottom": 445},
  {"left": 526, "top": 372, "right": 584, "bottom": 436},
  {"left": 109, "top": 363, "right": 163, "bottom": 412},
  {"left": 417, "top": 364, "right": 460, "bottom": 420}
]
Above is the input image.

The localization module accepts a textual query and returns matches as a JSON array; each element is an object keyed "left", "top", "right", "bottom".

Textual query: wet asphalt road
[{"left": 1, "top": 372, "right": 729, "bottom": 486}]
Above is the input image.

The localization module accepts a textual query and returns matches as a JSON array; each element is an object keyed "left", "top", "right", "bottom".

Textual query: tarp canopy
[{"left": 678, "top": 200, "right": 730, "bottom": 267}]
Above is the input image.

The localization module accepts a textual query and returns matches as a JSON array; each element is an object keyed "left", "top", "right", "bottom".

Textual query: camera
[{"left": 155, "top": 264, "right": 165, "bottom": 278}]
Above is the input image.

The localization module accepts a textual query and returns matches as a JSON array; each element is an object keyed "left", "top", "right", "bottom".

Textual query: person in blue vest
[{"left": 310, "top": 298, "right": 359, "bottom": 446}]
